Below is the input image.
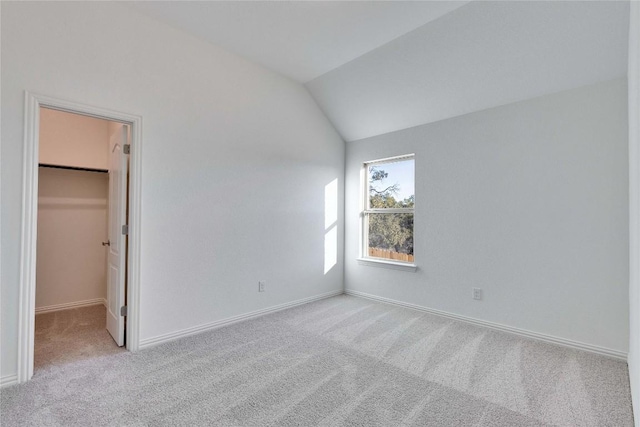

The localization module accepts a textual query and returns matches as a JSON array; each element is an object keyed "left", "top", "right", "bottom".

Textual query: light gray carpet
[
  {"left": 1, "top": 295, "right": 634, "bottom": 426},
  {"left": 34, "top": 305, "right": 125, "bottom": 372}
]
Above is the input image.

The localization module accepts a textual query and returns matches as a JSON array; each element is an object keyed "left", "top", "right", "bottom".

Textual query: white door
[{"left": 106, "top": 124, "right": 128, "bottom": 346}]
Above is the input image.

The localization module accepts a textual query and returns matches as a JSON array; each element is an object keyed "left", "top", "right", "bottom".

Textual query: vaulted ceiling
[
  {"left": 126, "top": 1, "right": 469, "bottom": 83},
  {"left": 126, "top": 1, "right": 630, "bottom": 141}
]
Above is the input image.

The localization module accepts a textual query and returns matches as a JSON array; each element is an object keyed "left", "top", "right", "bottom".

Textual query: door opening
[
  {"left": 18, "top": 92, "right": 142, "bottom": 383},
  {"left": 33, "top": 109, "right": 129, "bottom": 372}
]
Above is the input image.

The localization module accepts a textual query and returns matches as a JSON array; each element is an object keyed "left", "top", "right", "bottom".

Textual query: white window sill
[{"left": 357, "top": 258, "right": 417, "bottom": 272}]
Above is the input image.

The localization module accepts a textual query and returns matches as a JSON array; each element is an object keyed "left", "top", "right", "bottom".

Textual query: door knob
[{"left": 102, "top": 240, "right": 110, "bottom": 246}]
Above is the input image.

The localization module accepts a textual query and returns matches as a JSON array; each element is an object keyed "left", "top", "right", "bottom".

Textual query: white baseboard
[
  {"left": 139, "top": 290, "right": 344, "bottom": 349},
  {"left": 35, "top": 298, "right": 106, "bottom": 314},
  {"left": 345, "top": 289, "right": 627, "bottom": 361},
  {"left": 1, "top": 374, "right": 18, "bottom": 388}
]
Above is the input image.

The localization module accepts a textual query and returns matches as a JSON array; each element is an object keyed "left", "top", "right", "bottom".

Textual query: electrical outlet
[
  {"left": 258, "top": 281, "right": 266, "bottom": 292},
  {"left": 472, "top": 288, "right": 483, "bottom": 300}
]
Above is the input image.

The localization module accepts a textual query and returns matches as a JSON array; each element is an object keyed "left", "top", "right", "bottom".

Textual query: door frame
[{"left": 17, "top": 91, "right": 143, "bottom": 383}]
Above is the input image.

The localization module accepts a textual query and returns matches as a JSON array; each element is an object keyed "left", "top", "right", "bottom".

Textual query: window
[{"left": 362, "top": 155, "right": 415, "bottom": 266}]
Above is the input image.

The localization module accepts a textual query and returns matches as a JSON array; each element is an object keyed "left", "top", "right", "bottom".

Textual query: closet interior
[{"left": 34, "top": 107, "right": 125, "bottom": 371}]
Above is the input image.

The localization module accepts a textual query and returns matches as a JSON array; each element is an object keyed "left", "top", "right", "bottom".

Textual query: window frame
[{"left": 359, "top": 154, "right": 416, "bottom": 271}]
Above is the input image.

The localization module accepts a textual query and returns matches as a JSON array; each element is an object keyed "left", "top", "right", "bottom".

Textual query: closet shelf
[{"left": 39, "top": 163, "right": 108, "bottom": 173}]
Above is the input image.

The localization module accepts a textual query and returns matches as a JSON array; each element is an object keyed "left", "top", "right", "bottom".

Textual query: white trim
[
  {"left": 18, "top": 92, "right": 143, "bottom": 384},
  {"left": 628, "top": 2, "right": 640, "bottom": 424},
  {"left": 365, "top": 208, "right": 414, "bottom": 214},
  {"left": 1, "top": 374, "right": 19, "bottom": 389},
  {"left": 345, "top": 289, "right": 627, "bottom": 360},
  {"left": 35, "top": 298, "right": 106, "bottom": 314},
  {"left": 140, "top": 290, "right": 343, "bottom": 349},
  {"left": 17, "top": 92, "right": 39, "bottom": 385},
  {"left": 364, "top": 153, "right": 415, "bottom": 166},
  {"left": 356, "top": 258, "right": 417, "bottom": 272}
]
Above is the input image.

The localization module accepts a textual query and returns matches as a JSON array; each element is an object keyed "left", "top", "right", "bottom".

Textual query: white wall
[
  {"left": 39, "top": 108, "right": 110, "bottom": 170},
  {"left": 628, "top": 2, "right": 640, "bottom": 424},
  {"left": 345, "top": 78, "right": 629, "bottom": 353},
  {"left": 1, "top": 1, "right": 344, "bottom": 382},
  {"left": 36, "top": 168, "right": 108, "bottom": 309},
  {"left": 307, "top": 1, "right": 629, "bottom": 142}
]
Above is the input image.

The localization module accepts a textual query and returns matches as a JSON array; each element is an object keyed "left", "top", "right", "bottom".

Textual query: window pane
[
  {"left": 368, "top": 213, "right": 414, "bottom": 262},
  {"left": 368, "top": 159, "right": 414, "bottom": 209}
]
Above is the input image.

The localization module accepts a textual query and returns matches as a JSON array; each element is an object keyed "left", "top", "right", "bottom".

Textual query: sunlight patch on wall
[
  {"left": 325, "top": 179, "right": 338, "bottom": 229},
  {"left": 324, "top": 226, "right": 338, "bottom": 274},
  {"left": 324, "top": 178, "right": 338, "bottom": 274}
]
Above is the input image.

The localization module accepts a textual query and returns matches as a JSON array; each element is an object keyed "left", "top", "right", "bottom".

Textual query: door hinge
[
  {"left": 123, "top": 144, "right": 131, "bottom": 155},
  {"left": 120, "top": 305, "right": 128, "bottom": 316},
  {"left": 122, "top": 224, "right": 129, "bottom": 235}
]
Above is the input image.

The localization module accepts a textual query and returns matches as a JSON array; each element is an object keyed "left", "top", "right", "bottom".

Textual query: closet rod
[{"left": 39, "top": 163, "right": 108, "bottom": 174}]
